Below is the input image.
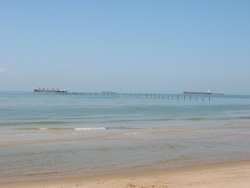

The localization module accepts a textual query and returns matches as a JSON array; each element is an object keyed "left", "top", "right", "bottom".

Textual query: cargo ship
[
  {"left": 183, "top": 90, "right": 224, "bottom": 95},
  {"left": 34, "top": 87, "right": 67, "bottom": 93},
  {"left": 102, "top": 91, "right": 116, "bottom": 94}
]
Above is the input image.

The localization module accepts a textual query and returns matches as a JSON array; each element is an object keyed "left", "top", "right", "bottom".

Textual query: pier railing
[{"left": 58, "top": 92, "right": 212, "bottom": 101}]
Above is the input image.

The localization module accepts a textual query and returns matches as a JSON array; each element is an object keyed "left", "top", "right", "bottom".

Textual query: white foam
[
  {"left": 39, "top": 128, "right": 47, "bottom": 130},
  {"left": 122, "top": 132, "right": 142, "bottom": 135},
  {"left": 74, "top": 127, "right": 106, "bottom": 131}
]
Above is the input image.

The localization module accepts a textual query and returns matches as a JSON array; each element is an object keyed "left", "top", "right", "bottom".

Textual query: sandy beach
[{"left": 1, "top": 160, "right": 249, "bottom": 188}]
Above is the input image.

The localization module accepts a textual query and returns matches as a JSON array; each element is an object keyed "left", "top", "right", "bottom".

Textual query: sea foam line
[
  {"left": 74, "top": 127, "right": 106, "bottom": 131},
  {"left": 15, "top": 127, "right": 107, "bottom": 131}
]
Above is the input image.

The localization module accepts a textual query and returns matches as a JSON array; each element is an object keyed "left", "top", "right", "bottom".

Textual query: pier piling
[{"left": 57, "top": 92, "right": 212, "bottom": 101}]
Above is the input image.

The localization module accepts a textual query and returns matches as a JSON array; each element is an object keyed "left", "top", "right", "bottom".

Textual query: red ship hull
[
  {"left": 183, "top": 92, "right": 212, "bottom": 95},
  {"left": 34, "top": 88, "right": 67, "bottom": 93},
  {"left": 183, "top": 91, "right": 224, "bottom": 95}
]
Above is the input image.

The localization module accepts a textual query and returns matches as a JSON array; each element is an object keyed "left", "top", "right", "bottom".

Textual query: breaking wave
[
  {"left": 15, "top": 127, "right": 107, "bottom": 131},
  {"left": 73, "top": 127, "right": 106, "bottom": 131}
]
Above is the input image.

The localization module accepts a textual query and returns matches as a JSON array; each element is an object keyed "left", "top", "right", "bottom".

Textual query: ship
[
  {"left": 102, "top": 91, "right": 116, "bottom": 94},
  {"left": 183, "top": 90, "right": 224, "bottom": 95},
  {"left": 34, "top": 87, "right": 67, "bottom": 93}
]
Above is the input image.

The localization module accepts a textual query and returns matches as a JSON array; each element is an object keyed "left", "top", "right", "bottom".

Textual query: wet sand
[{"left": 1, "top": 160, "right": 250, "bottom": 188}]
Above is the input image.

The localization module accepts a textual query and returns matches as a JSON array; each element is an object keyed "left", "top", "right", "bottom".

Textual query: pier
[{"left": 58, "top": 92, "right": 212, "bottom": 101}]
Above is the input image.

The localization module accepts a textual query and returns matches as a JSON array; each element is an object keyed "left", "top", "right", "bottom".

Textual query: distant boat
[
  {"left": 34, "top": 87, "right": 67, "bottom": 93},
  {"left": 102, "top": 91, "right": 116, "bottom": 94},
  {"left": 183, "top": 90, "right": 224, "bottom": 95}
]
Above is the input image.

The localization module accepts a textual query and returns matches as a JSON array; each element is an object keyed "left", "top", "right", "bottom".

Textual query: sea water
[{"left": 0, "top": 91, "right": 250, "bottom": 181}]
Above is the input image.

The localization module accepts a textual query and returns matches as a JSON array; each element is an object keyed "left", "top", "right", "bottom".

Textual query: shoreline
[{"left": 1, "top": 159, "right": 250, "bottom": 188}]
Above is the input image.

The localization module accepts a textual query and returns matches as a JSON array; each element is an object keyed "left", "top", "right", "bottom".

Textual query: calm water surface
[{"left": 0, "top": 91, "right": 250, "bottom": 181}]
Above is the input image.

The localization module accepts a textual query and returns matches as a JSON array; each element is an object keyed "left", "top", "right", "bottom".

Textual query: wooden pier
[{"left": 58, "top": 92, "right": 211, "bottom": 101}]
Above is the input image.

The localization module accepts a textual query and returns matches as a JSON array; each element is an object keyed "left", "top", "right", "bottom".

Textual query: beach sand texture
[{"left": 1, "top": 160, "right": 249, "bottom": 188}]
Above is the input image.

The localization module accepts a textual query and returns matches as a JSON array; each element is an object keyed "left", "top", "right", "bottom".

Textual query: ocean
[{"left": 0, "top": 91, "right": 250, "bottom": 181}]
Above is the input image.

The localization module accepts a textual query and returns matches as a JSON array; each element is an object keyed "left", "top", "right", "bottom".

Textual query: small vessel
[
  {"left": 34, "top": 87, "right": 67, "bottom": 93},
  {"left": 102, "top": 91, "right": 116, "bottom": 94},
  {"left": 183, "top": 90, "right": 224, "bottom": 95}
]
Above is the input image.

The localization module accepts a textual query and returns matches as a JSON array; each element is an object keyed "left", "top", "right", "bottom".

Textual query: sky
[{"left": 1, "top": 0, "right": 250, "bottom": 94}]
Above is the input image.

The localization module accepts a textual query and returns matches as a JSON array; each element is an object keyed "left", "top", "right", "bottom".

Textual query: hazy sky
[{"left": 1, "top": 0, "right": 250, "bottom": 94}]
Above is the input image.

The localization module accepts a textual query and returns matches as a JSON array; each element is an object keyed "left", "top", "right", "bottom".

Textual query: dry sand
[{"left": 1, "top": 160, "right": 250, "bottom": 188}]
